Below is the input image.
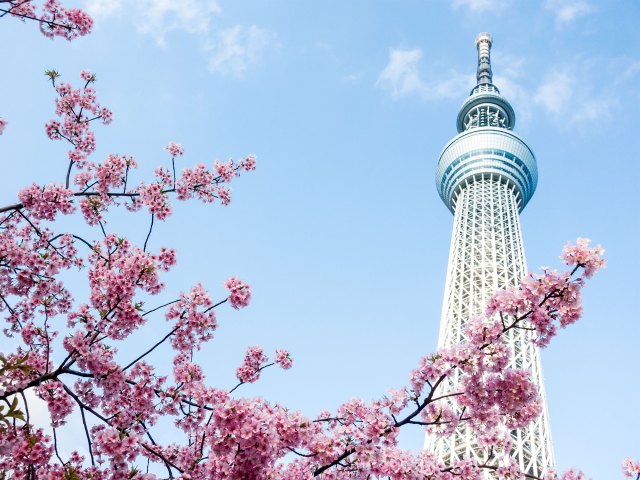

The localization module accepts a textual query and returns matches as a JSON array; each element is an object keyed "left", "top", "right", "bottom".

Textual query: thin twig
[{"left": 122, "top": 326, "right": 179, "bottom": 371}]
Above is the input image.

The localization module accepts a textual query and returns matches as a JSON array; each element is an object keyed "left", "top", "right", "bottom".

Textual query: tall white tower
[{"left": 425, "top": 33, "right": 555, "bottom": 477}]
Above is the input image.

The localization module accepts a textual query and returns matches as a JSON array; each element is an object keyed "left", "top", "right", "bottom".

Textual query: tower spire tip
[
  {"left": 475, "top": 32, "right": 493, "bottom": 46},
  {"left": 475, "top": 32, "right": 493, "bottom": 85}
]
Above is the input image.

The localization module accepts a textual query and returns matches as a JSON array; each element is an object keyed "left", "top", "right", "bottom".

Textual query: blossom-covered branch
[{"left": 0, "top": 0, "right": 92, "bottom": 39}]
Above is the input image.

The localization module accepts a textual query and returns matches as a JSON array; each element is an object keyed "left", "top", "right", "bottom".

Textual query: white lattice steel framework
[{"left": 424, "top": 34, "right": 555, "bottom": 478}]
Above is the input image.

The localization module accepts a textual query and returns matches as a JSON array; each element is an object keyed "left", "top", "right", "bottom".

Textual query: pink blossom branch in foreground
[{"left": 0, "top": 69, "right": 617, "bottom": 479}]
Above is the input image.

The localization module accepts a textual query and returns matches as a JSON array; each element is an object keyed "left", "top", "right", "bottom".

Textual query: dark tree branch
[
  {"left": 122, "top": 326, "right": 179, "bottom": 371},
  {"left": 143, "top": 214, "right": 154, "bottom": 252}
]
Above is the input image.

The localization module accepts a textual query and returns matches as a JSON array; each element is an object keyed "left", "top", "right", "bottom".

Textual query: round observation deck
[
  {"left": 435, "top": 127, "right": 537, "bottom": 214},
  {"left": 456, "top": 91, "right": 516, "bottom": 133}
]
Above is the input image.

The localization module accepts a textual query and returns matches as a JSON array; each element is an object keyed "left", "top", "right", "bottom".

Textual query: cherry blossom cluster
[
  {"left": 17, "top": 182, "right": 75, "bottom": 220},
  {"left": 73, "top": 154, "right": 137, "bottom": 224},
  {"left": 2, "top": 0, "right": 92, "bottom": 40},
  {"left": 224, "top": 276, "right": 252, "bottom": 309},
  {"left": 172, "top": 156, "right": 254, "bottom": 207},
  {"left": 165, "top": 283, "right": 217, "bottom": 352},
  {"left": 44, "top": 70, "right": 111, "bottom": 167},
  {"left": 275, "top": 348, "right": 294, "bottom": 370},
  {"left": 35, "top": 380, "right": 74, "bottom": 427},
  {"left": 23, "top": 74, "right": 258, "bottom": 230},
  {"left": 92, "top": 425, "right": 141, "bottom": 472},
  {"left": 561, "top": 237, "right": 606, "bottom": 278},
  {"left": 623, "top": 459, "right": 640, "bottom": 479},
  {"left": 546, "top": 467, "right": 587, "bottom": 480},
  {"left": 0, "top": 428, "right": 53, "bottom": 475},
  {"left": 235, "top": 345, "right": 269, "bottom": 383},
  {"left": 125, "top": 147, "right": 256, "bottom": 217},
  {"left": 84, "top": 234, "right": 176, "bottom": 339},
  {"left": 215, "top": 159, "right": 236, "bottom": 182},
  {"left": 138, "top": 182, "right": 173, "bottom": 220},
  {"left": 484, "top": 238, "right": 604, "bottom": 347},
  {"left": 0, "top": 118, "right": 6, "bottom": 135},
  {"left": 165, "top": 141, "right": 184, "bottom": 158},
  {"left": 0, "top": 213, "right": 79, "bottom": 335},
  {"left": 93, "top": 154, "right": 136, "bottom": 196}
]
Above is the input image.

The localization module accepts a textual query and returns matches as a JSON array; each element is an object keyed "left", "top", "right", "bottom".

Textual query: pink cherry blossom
[
  {"left": 421, "top": 403, "right": 459, "bottom": 436},
  {"left": 623, "top": 459, "right": 640, "bottom": 479},
  {"left": 214, "top": 185, "right": 232, "bottom": 205},
  {"left": 165, "top": 141, "right": 185, "bottom": 157},
  {"left": 4, "top": 1, "right": 92, "bottom": 40},
  {"left": 92, "top": 425, "right": 141, "bottom": 470},
  {"left": 80, "top": 69, "right": 95, "bottom": 82},
  {"left": 275, "top": 348, "right": 293, "bottom": 370},
  {"left": 18, "top": 183, "right": 75, "bottom": 220},
  {"left": 165, "top": 284, "right": 217, "bottom": 352},
  {"left": 36, "top": 380, "right": 74, "bottom": 427},
  {"left": 99, "top": 106, "right": 113, "bottom": 124},
  {"left": 44, "top": 72, "right": 110, "bottom": 168},
  {"left": 94, "top": 154, "right": 133, "bottom": 195},
  {"left": 561, "top": 237, "right": 606, "bottom": 278},
  {"left": 224, "top": 276, "right": 252, "bottom": 309},
  {"left": 176, "top": 163, "right": 215, "bottom": 202},
  {"left": 40, "top": 0, "right": 93, "bottom": 40},
  {"left": 215, "top": 158, "right": 236, "bottom": 182},
  {"left": 496, "top": 459, "right": 524, "bottom": 479},
  {"left": 138, "top": 181, "right": 172, "bottom": 220},
  {"left": 9, "top": 429, "right": 53, "bottom": 468},
  {"left": 549, "top": 467, "right": 587, "bottom": 480},
  {"left": 241, "top": 154, "right": 257, "bottom": 171},
  {"left": 6, "top": 1, "right": 37, "bottom": 21},
  {"left": 236, "top": 345, "right": 268, "bottom": 383}
]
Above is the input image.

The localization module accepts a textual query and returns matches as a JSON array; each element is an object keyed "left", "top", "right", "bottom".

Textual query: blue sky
[{"left": 1, "top": 0, "right": 639, "bottom": 477}]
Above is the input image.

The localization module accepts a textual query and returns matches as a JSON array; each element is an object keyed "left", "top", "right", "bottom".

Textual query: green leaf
[{"left": 44, "top": 69, "right": 60, "bottom": 81}]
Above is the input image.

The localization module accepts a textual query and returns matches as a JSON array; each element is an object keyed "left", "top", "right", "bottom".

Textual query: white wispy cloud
[
  {"left": 534, "top": 71, "right": 574, "bottom": 116},
  {"left": 376, "top": 48, "right": 473, "bottom": 101},
  {"left": 569, "top": 96, "right": 618, "bottom": 124},
  {"left": 87, "top": 0, "right": 221, "bottom": 44},
  {"left": 85, "top": 0, "right": 274, "bottom": 77},
  {"left": 533, "top": 63, "right": 628, "bottom": 125},
  {"left": 621, "top": 60, "right": 640, "bottom": 80},
  {"left": 491, "top": 50, "right": 525, "bottom": 80},
  {"left": 377, "top": 48, "right": 424, "bottom": 98},
  {"left": 450, "top": 0, "right": 511, "bottom": 13},
  {"left": 341, "top": 72, "right": 364, "bottom": 85},
  {"left": 493, "top": 74, "right": 533, "bottom": 123},
  {"left": 204, "top": 25, "right": 274, "bottom": 78},
  {"left": 85, "top": 0, "right": 123, "bottom": 18},
  {"left": 489, "top": 49, "right": 640, "bottom": 128},
  {"left": 545, "top": 0, "right": 594, "bottom": 27},
  {"left": 136, "top": 0, "right": 221, "bottom": 45}
]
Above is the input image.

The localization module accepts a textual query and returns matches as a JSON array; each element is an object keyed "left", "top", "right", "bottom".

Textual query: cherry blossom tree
[{"left": 0, "top": 2, "right": 636, "bottom": 479}]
